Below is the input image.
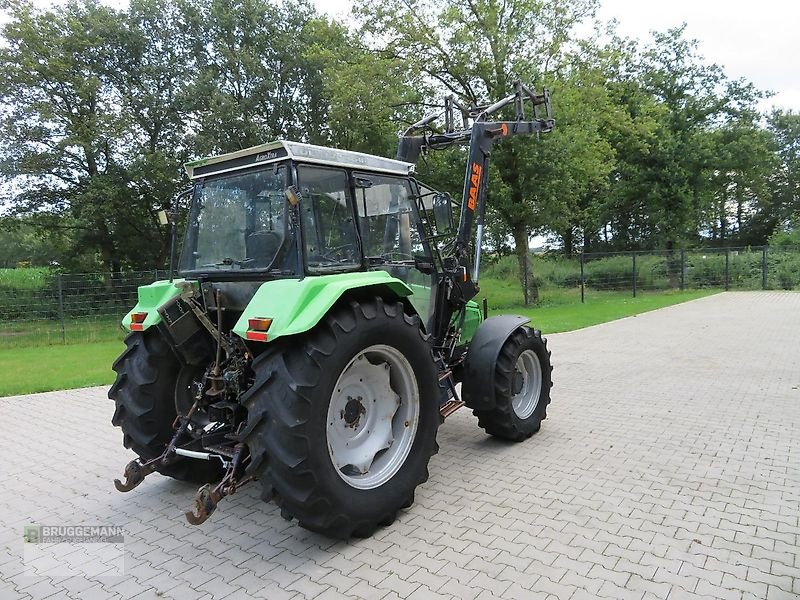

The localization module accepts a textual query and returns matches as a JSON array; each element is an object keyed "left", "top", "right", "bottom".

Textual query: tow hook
[
  {"left": 114, "top": 398, "right": 201, "bottom": 493},
  {"left": 185, "top": 443, "right": 250, "bottom": 525},
  {"left": 114, "top": 458, "right": 155, "bottom": 492}
]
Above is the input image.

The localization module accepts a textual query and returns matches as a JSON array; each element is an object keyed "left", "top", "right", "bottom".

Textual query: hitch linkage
[
  {"left": 114, "top": 398, "right": 201, "bottom": 492},
  {"left": 185, "top": 443, "right": 249, "bottom": 525}
]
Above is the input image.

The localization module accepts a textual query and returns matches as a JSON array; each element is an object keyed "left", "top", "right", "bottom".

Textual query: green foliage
[{"left": 0, "top": 266, "right": 51, "bottom": 289}]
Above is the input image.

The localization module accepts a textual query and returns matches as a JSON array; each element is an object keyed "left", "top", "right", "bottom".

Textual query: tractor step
[{"left": 439, "top": 399, "right": 465, "bottom": 418}]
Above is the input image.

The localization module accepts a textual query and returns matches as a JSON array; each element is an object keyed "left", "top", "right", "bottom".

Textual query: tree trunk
[
  {"left": 96, "top": 218, "right": 116, "bottom": 290},
  {"left": 736, "top": 181, "right": 743, "bottom": 235},
  {"left": 562, "top": 228, "right": 574, "bottom": 257},
  {"left": 665, "top": 239, "right": 679, "bottom": 288},
  {"left": 512, "top": 223, "right": 538, "bottom": 304}
]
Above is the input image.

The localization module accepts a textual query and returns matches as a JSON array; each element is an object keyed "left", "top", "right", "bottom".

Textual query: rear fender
[
  {"left": 121, "top": 279, "right": 184, "bottom": 332},
  {"left": 233, "top": 271, "right": 413, "bottom": 343},
  {"left": 461, "top": 315, "right": 530, "bottom": 410}
]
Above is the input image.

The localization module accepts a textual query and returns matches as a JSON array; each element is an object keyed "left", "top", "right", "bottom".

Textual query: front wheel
[
  {"left": 473, "top": 327, "right": 553, "bottom": 442},
  {"left": 241, "top": 297, "right": 440, "bottom": 538}
]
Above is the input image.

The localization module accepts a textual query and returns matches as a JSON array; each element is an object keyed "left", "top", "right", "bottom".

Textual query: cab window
[{"left": 297, "top": 166, "right": 360, "bottom": 272}]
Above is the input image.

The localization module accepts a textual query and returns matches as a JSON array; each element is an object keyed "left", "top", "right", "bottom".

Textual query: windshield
[{"left": 180, "top": 165, "right": 290, "bottom": 273}]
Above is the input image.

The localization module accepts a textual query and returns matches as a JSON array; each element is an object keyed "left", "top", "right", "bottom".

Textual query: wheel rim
[
  {"left": 511, "top": 349, "right": 542, "bottom": 419},
  {"left": 326, "top": 344, "right": 419, "bottom": 490}
]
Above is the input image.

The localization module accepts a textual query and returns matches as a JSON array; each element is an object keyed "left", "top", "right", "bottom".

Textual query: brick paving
[{"left": 1, "top": 291, "right": 799, "bottom": 599}]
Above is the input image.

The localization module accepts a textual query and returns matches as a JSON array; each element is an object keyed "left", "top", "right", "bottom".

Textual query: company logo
[
  {"left": 255, "top": 151, "right": 278, "bottom": 162},
  {"left": 467, "top": 162, "right": 482, "bottom": 211},
  {"left": 23, "top": 524, "right": 125, "bottom": 544}
]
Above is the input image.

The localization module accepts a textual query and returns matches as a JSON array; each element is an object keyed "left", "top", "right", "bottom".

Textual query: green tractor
[{"left": 110, "top": 82, "right": 554, "bottom": 538}]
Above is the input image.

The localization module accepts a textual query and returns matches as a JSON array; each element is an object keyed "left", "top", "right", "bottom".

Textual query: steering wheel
[{"left": 319, "top": 244, "right": 355, "bottom": 262}]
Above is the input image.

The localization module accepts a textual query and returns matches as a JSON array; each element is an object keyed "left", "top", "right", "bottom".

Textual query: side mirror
[{"left": 432, "top": 192, "right": 455, "bottom": 233}]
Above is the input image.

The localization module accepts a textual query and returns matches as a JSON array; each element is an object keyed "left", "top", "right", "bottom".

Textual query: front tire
[
  {"left": 109, "top": 331, "right": 224, "bottom": 483},
  {"left": 473, "top": 326, "right": 552, "bottom": 442},
  {"left": 241, "top": 298, "right": 440, "bottom": 538}
]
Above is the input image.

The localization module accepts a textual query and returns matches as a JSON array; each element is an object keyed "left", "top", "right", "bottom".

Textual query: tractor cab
[{"left": 181, "top": 141, "right": 452, "bottom": 324}]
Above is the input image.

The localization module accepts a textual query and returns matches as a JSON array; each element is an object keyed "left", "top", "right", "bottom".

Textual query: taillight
[
  {"left": 246, "top": 317, "right": 272, "bottom": 342},
  {"left": 130, "top": 312, "right": 147, "bottom": 331}
]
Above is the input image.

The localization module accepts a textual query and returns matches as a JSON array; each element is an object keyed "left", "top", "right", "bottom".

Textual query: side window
[
  {"left": 354, "top": 173, "right": 435, "bottom": 325},
  {"left": 354, "top": 174, "right": 424, "bottom": 260},
  {"left": 297, "top": 166, "right": 359, "bottom": 271}
]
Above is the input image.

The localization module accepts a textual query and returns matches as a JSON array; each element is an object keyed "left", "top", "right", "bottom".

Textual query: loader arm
[
  {"left": 397, "top": 81, "right": 554, "bottom": 344},
  {"left": 397, "top": 81, "right": 554, "bottom": 282}
]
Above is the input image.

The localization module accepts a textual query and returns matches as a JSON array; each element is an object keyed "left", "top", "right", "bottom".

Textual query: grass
[
  {"left": 0, "top": 340, "right": 123, "bottom": 396},
  {"left": 0, "top": 316, "right": 124, "bottom": 349},
  {"left": 494, "top": 288, "right": 718, "bottom": 333},
  {"left": 0, "top": 266, "right": 52, "bottom": 289},
  {"left": 0, "top": 286, "right": 720, "bottom": 397}
]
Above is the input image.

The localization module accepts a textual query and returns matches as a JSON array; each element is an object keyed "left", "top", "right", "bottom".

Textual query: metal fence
[
  {"left": 575, "top": 246, "right": 799, "bottom": 302},
  {"left": 0, "top": 270, "right": 168, "bottom": 348},
  {"left": 1, "top": 246, "right": 798, "bottom": 348}
]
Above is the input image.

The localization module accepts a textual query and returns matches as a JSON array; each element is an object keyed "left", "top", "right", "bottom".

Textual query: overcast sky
[{"left": 1, "top": 0, "right": 797, "bottom": 112}]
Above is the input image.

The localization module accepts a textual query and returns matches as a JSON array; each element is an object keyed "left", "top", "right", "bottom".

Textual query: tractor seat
[{"left": 245, "top": 231, "right": 282, "bottom": 267}]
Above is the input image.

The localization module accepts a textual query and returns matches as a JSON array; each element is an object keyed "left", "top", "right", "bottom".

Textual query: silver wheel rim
[
  {"left": 511, "top": 349, "right": 542, "bottom": 419},
  {"left": 326, "top": 344, "right": 419, "bottom": 490}
]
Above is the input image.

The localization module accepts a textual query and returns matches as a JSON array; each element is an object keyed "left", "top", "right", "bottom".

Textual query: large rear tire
[
  {"left": 109, "top": 331, "right": 224, "bottom": 483},
  {"left": 241, "top": 297, "right": 440, "bottom": 538},
  {"left": 473, "top": 326, "right": 552, "bottom": 442}
]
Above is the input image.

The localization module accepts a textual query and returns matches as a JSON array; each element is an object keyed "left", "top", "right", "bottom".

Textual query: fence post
[
  {"left": 632, "top": 252, "right": 637, "bottom": 298},
  {"left": 725, "top": 249, "right": 730, "bottom": 291},
  {"left": 57, "top": 273, "right": 66, "bottom": 344},
  {"left": 579, "top": 251, "right": 585, "bottom": 304},
  {"left": 762, "top": 246, "right": 768, "bottom": 290},
  {"left": 680, "top": 249, "right": 686, "bottom": 291}
]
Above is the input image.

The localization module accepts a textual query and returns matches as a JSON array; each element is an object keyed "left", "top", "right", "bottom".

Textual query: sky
[{"left": 312, "top": 0, "right": 800, "bottom": 114}]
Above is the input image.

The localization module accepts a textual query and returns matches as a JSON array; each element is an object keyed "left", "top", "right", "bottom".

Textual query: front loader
[{"left": 109, "top": 81, "right": 555, "bottom": 538}]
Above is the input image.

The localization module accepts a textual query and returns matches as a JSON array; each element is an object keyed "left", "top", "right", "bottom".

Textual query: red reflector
[
  {"left": 247, "top": 317, "right": 272, "bottom": 331},
  {"left": 130, "top": 323, "right": 144, "bottom": 331},
  {"left": 246, "top": 331, "right": 269, "bottom": 342},
  {"left": 131, "top": 312, "right": 148, "bottom": 323}
]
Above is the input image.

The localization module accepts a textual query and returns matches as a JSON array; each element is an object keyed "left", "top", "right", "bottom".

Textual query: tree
[
  {"left": 190, "top": 0, "right": 328, "bottom": 154},
  {"left": 764, "top": 110, "right": 800, "bottom": 237},
  {"left": 0, "top": 0, "right": 131, "bottom": 274},
  {"left": 303, "top": 17, "right": 429, "bottom": 157},
  {"left": 703, "top": 120, "right": 776, "bottom": 245},
  {"left": 355, "top": 0, "right": 599, "bottom": 301},
  {"left": 629, "top": 26, "right": 765, "bottom": 250}
]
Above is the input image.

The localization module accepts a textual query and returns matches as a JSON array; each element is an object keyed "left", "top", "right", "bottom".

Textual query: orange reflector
[
  {"left": 130, "top": 323, "right": 144, "bottom": 331},
  {"left": 246, "top": 331, "right": 269, "bottom": 342},
  {"left": 247, "top": 318, "right": 272, "bottom": 331},
  {"left": 131, "top": 312, "right": 147, "bottom": 323}
]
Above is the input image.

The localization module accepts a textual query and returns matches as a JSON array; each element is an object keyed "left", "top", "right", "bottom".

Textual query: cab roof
[{"left": 184, "top": 140, "right": 415, "bottom": 180}]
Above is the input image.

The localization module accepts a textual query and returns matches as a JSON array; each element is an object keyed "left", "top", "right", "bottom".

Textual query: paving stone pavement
[{"left": 1, "top": 291, "right": 799, "bottom": 600}]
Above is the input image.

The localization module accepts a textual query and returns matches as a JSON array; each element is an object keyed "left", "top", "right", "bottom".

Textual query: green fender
[
  {"left": 233, "top": 271, "right": 413, "bottom": 342},
  {"left": 121, "top": 279, "right": 184, "bottom": 331},
  {"left": 460, "top": 300, "right": 483, "bottom": 345}
]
